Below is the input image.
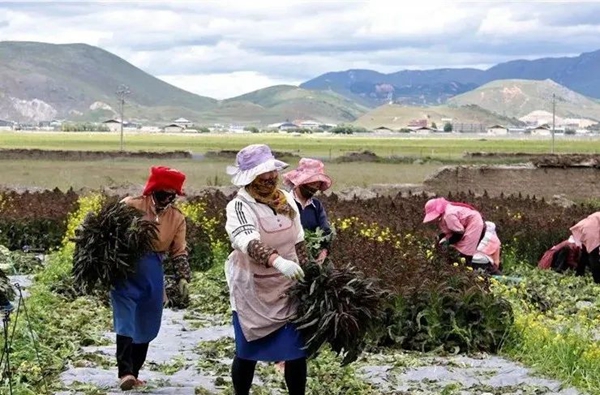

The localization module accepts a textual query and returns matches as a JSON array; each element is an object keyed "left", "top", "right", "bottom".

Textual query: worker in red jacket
[{"left": 538, "top": 237, "right": 582, "bottom": 273}]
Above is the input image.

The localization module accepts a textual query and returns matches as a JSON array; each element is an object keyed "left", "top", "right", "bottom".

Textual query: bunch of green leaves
[
  {"left": 71, "top": 200, "right": 159, "bottom": 294},
  {"left": 387, "top": 270, "right": 514, "bottom": 353},
  {"left": 290, "top": 259, "right": 390, "bottom": 365},
  {"left": 0, "top": 267, "right": 15, "bottom": 301},
  {"left": 0, "top": 218, "right": 66, "bottom": 251},
  {"left": 304, "top": 226, "right": 336, "bottom": 260},
  {"left": 0, "top": 245, "right": 44, "bottom": 274}
]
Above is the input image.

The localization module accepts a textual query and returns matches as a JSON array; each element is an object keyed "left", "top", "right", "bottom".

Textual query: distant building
[
  {"left": 173, "top": 118, "right": 193, "bottom": 127},
  {"left": 228, "top": 124, "right": 246, "bottom": 133},
  {"left": 372, "top": 126, "right": 394, "bottom": 133},
  {"left": 0, "top": 119, "right": 14, "bottom": 131},
  {"left": 162, "top": 123, "right": 186, "bottom": 133},
  {"left": 487, "top": 124, "right": 509, "bottom": 135},
  {"left": 103, "top": 119, "right": 122, "bottom": 132},
  {"left": 530, "top": 125, "right": 552, "bottom": 136},
  {"left": 298, "top": 120, "right": 321, "bottom": 130},
  {"left": 411, "top": 126, "right": 436, "bottom": 135},
  {"left": 267, "top": 122, "right": 299, "bottom": 131}
]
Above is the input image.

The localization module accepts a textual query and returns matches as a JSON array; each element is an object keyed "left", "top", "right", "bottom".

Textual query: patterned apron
[{"left": 226, "top": 197, "right": 301, "bottom": 342}]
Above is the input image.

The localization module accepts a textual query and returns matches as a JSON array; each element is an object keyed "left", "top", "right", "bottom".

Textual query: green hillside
[
  {"left": 0, "top": 41, "right": 217, "bottom": 122},
  {"left": 224, "top": 85, "right": 370, "bottom": 123},
  {"left": 353, "top": 103, "right": 524, "bottom": 130},
  {"left": 447, "top": 79, "right": 600, "bottom": 120}
]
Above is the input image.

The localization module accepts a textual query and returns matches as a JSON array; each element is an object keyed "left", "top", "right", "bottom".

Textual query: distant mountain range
[
  {"left": 0, "top": 41, "right": 367, "bottom": 124},
  {"left": 1, "top": 41, "right": 600, "bottom": 126},
  {"left": 301, "top": 50, "right": 600, "bottom": 108}
]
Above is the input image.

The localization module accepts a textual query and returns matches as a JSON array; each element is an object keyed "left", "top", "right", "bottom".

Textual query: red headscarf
[{"left": 142, "top": 166, "right": 186, "bottom": 196}]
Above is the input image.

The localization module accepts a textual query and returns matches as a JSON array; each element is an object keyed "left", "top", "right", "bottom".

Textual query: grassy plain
[
  {"left": 2, "top": 132, "right": 600, "bottom": 190},
  {"left": 0, "top": 158, "right": 439, "bottom": 191},
  {"left": 3, "top": 132, "right": 600, "bottom": 158}
]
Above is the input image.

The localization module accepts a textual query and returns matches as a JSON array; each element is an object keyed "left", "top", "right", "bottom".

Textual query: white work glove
[{"left": 272, "top": 256, "right": 305, "bottom": 280}]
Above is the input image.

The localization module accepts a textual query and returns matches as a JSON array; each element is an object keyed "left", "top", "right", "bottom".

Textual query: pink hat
[
  {"left": 282, "top": 158, "right": 332, "bottom": 191},
  {"left": 423, "top": 197, "right": 448, "bottom": 223}
]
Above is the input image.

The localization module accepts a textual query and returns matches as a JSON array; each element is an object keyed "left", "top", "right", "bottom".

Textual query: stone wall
[{"left": 423, "top": 164, "right": 600, "bottom": 201}]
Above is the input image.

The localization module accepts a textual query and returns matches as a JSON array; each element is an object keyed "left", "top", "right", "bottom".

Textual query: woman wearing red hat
[{"left": 111, "top": 166, "right": 191, "bottom": 390}]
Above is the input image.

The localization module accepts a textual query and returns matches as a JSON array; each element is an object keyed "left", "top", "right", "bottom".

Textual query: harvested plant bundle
[
  {"left": 0, "top": 268, "right": 15, "bottom": 301},
  {"left": 290, "top": 259, "right": 390, "bottom": 365},
  {"left": 72, "top": 201, "right": 159, "bottom": 294}
]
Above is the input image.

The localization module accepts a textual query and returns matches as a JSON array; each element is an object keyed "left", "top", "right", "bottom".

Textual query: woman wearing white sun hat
[{"left": 224, "top": 144, "right": 309, "bottom": 395}]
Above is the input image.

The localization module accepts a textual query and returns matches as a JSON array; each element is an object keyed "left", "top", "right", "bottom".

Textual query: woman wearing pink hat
[
  {"left": 224, "top": 144, "right": 309, "bottom": 395},
  {"left": 282, "top": 158, "right": 333, "bottom": 264},
  {"left": 423, "top": 197, "right": 487, "bottom": 266}
]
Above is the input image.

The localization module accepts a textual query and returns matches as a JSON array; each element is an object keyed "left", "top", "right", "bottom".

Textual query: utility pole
[
  {"left": 116, "top": 84, "right": 131, "bottom": 151},
  {"left": 552, "top": 93, "right": 556, "bottom": 154}
]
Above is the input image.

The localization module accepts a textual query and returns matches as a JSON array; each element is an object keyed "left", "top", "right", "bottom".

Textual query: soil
[{"left": 6, "top": 274, "right": 582, "bottom": 394}]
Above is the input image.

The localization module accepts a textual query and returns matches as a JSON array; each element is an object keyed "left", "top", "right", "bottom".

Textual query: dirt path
[
  {"left": 4, "top": 274, "right": 582, "bottom": 394},
  {"left": 52, "top": 308, "right": 581, "bottom": 395}
]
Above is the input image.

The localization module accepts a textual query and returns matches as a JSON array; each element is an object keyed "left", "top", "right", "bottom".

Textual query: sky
[{"left": 1, "top": 1, "right": 600, "bottom": 99}]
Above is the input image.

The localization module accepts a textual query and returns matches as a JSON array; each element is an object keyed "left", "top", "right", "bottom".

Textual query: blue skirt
[
  {"left": 232, "top": 312, "right": 306, "bottom": 362},
  {"left": 110, "top": 253, "right": 164, "bottom": 344}
]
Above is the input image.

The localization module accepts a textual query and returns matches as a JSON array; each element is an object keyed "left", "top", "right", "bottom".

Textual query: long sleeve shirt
[
  {"left": 225, "top": 188, "right": 304, "bottom": 254},
  {"left": 292, "top": 191, "right": 331, "bottom": 250},
  {"left": 292, "top": 193, "right": 331, "bottom": 233},
  {"left": 122, "top": 195, "right": 187, "bottom": 258}
]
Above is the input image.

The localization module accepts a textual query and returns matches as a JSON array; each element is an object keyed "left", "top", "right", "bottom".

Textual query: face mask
[
  {"left": 152, "top": 190, "right": 176, "bottom": 209},
  {"left": 299, "top": 185, "right": 319, "bottom": 199},
  {"left": 251, "top": 176, "right": 278, "bottom": 197}
]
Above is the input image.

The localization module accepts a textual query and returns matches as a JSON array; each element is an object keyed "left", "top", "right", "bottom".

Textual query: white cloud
[
  {"left": 1, "top": 1, "right": 600, "bottom": 98},
  {"left": 158, "top": 72, "right": 301, "bottom": 100}
]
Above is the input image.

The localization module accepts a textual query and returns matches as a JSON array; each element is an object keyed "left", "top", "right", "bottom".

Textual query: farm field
[
  {"left": 2, "top": 132, "right": 600, "bottom": 394},
  {"left": 2, "top": 131, "right": 599, "bottom": 192},
  {"left": 1, "top": 190, "right": 599, "bottom": 394},
  {"left": 3, "top": 131, "right": 600, "bottom": 158},
  {"left": 0, "top": 158, "right": 439, "bottom": 192}
]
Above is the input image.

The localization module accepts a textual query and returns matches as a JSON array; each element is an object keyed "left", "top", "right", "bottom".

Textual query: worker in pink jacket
[
  {"left": 472, "top": 221, "right": 502, "bottom": 274},
  {"left": 423, "top": 197, "right": 486, "bottom": 266},
  {"left": 569, "top": 212, "right": 600, "bottom": 283}
]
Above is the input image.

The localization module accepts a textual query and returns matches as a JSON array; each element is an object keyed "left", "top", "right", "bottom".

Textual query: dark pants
[
  {"left": 576, "top": 247, "right": 600, "bottom": 283},
  {"left": 116, "top": 334, "right": 150, "bottom": 378},
  {"left": 551, "top": 246, "right": 572, "bottom": 273},
  {"left": 232, "top": 356, "right": 307, "bottom": 395},
  {"left": 0, "top": 294, "right": 10, "bottom": 306}
]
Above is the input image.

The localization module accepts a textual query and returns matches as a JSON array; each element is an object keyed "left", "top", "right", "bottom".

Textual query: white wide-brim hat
[{"left": 226, "top": 144, "right": 289, "bottom": 186}]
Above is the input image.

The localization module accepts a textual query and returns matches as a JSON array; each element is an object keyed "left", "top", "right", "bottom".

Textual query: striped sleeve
[{"left": 225, "top": 198, "right": 260, "bottom": 254}]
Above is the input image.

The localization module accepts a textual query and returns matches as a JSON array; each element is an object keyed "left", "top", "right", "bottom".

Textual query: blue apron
[{"left": 110, "top": 253, "right": 164, "bottom": 344}]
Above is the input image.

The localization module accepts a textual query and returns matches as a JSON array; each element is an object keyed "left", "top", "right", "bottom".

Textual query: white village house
[
  {"left": 162, "top": 123, "right": 186, "bottom": 133},
  {"left": 102, "top": 119, "right": 122, "bottom": 132},
  {"left": 530, "top": 125, "right": 552, "bottom": 136},
  {"left": 173, "top": 118, "right": 193, "bottom": 127},
  {"left": 487, "top": 124, "right": 509, "bottom": 135},
  {"left": 0, "top": 119, "right": 15, "bottom": 131}
]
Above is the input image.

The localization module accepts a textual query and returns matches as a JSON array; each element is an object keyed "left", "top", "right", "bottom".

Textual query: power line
[
  {"left": 552, "top": 93, "right": 556, "bottom": 154},
  {"left": 116, "top": 85, "right": 131, "bottom": 152}
]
